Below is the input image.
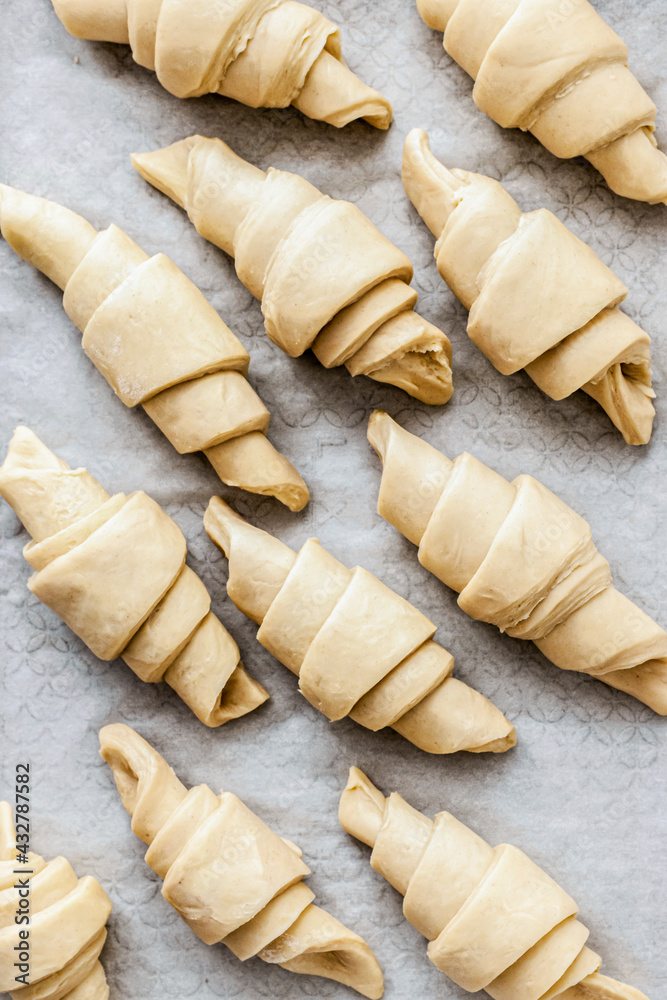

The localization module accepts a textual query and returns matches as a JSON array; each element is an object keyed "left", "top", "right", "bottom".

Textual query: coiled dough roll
[
  {"left": 402, "top": 130, "right": 655, "bottom": 445},
  {"left": 203, "top": 495, "right": 516, "bottom": 753},
  {"left": 368, "top": 410, "right": 667, "bottom": 715},
  {"left": 0, "top": 184, "right": 308, "bottom": 511},
  {"left": 99, "top": 724, "right": 384, "bottom": 998},
  {"left": 132, "top": 135, "right": 454, "bottom": 405},
  {"left": 0, "top": 427, "right": 269, "bottom": 727},
  {"left": 416, "top": 0, "right": 667, "bottom": 204},
  {"left": 339, "top": 768, "right": 651, "bottom": 1000},
  {"left": 0, "top": 800, "right": 112, "bottom": 1000},
  {"left": 50, "top": 0, "right": 392, "bottom": 129}
]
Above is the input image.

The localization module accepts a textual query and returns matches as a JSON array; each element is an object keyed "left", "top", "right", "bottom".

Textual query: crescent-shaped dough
[
  {"left": 367, "top": 410, "right": 667, "bottom": 715},
  {"left": 49, "top": 0, "right": 392, "bottom": 129},
  {"left": 0, "top": 184, "right": 308, "bottom": 511},
  {"left": 339, "top": 767, "right": 651, "bottom": 1000},
  {"left": 0, "top": 427, "right": 269, "bottom": 727},
  {"left": 416, "top": 0, "right": 667, "bottom": 204},
  {"left": 402, "top": 129, "right": 655, "bottom": 445},
  {"left": 131, "top": 134, "right": 454, "bottom": 405},
  {"left": 203, "top": 495, "right": 516, "bottom": 753},
  {"left": 99, "top": 724, "right": 384, "bottom": 998},
  {"left": 0, "top": 800, "right": 112, "bottom": 1000}
]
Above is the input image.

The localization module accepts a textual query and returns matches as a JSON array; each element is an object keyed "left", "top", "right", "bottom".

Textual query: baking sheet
[{"left": 0, "top": 0, "right": 665, "bottom": 996}]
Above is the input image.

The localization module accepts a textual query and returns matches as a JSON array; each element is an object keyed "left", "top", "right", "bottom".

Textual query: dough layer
[
  {"left": 99, "top": 724, "right": 384, "bottom": 998},
  {"left": 203, "top": 495, "right": 516, "bottom": 753},
  {"left": 50, "top": 0, "right": 392, "bottom": 128},
  {"left": 132, "top": 135, "right": 454, "bottom": 405},
  {"left": 0, "top": 801, "right": 112, "bottom": 1000},
  {"left": 416, "top": 0, "right": 667, "bottom": 204},
  {"left": 339, "top": 767, "right": 651, "bottom": 1000},
  {"left": 0, "top": 184, "right": 308, "bottom": 511},
  {"left": 402, "top": 129, "right": 655, "bottom": 445},
  {"left": 0, "top": 427, "right": 269, "bottom": 726},
  {"left": 368, "top": 410, "right": 667, "bottom": 714}
]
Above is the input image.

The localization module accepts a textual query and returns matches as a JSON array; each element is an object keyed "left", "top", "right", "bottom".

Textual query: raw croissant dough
[
  {"left": 50, "top": 0, "right": 392, "bottom": 129},
  {"left": 99, "top": 724, "right": 384, "bottom": 999},
  {"left": 368, "top": 411, "right": 667, "bottom": 714},
  {"left": 403, "top": 129, "right": 655, "bottom": 445},
  {"left": 132, "top": 135, "right": 454, "bottom": 405},
  {"left": 339, "top": 768, "right": 651, "bottom": 1000},
  {"left": 203, "top": 495, "right": 515, "bottom": 753},
  {"left": 0, "top": 427, "right": 268, "bottom": 727},
  {"left": 416, "top": 0, "right": 667, "bottom": 204},
  {"left": 0, "top": 800, "right": 112, "bottom": 1000},
  {"left": 0, "top": 184, "right": 308, "bottom": 511}
]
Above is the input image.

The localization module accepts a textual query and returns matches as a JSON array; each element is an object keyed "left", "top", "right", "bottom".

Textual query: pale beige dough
[
  {"left": 131, "top": 134, "right": 454, "bottom": 405},
  {"left": 203, "top": 495, "right": 516, "bottom": 754},
  {"left": 402, "top": 129, "right": 655, "bottom": 445},
  {"left": 368, "top": 410, "right": 667, "bottom": 714},
  {"left": 339, "top": 767, "right": 652, "bottom": 1000},
  {"left": 50, "top": 0, "right": 392, "bottom": 128},
  {"left": 416, "top": 0, "right": 667, "bottom": 204},
  {"left": 0, "top": 801, "right": 112, "bottom": 1000},
  {"left": 99, "top": 724, "right": 385, "bottom": 998},
  {"left": 0, "top": 184, "right": 308, "bottom": 511},
  {"left": 0, "top": 427, "right": 269, "bottom": 727}
]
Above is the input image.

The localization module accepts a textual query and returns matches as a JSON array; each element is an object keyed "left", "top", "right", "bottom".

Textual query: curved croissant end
[
  {"left": 0, "top": 426, "right": 269, "bottom": 726},
  {"left": 402, "top": 129, "right": 655, "bottom": 445},
  {"left": 99, "top": 724, "right": 384, "bottom": 998},
  {"left": 340, "top": 768, "right": 651, "bottom": 1000},
  {"left": 416, "top": 0, "right": 667, "bottom": 204},
  {"left": 0, "top": 801, "right": 112, "bottom": 1000},
  {"left": 50, "top": 0, "right": 392, "bottom": 129},
  {"left": 368, "top": 410, "right": 667, "bottom": 715},
  {"left": 204, "top": 495, "right": 516, "bottom": 754},
  {"left": 0, "top": 184, "right": 309, "bottom": 510},
  {"left": 132, "top": 134, "right": 454, "bottom": 405}
]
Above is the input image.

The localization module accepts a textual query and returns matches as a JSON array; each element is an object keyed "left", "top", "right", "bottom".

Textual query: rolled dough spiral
[
  {"left": 368, "top": 410, "right": 667, "bottom": 715},
  {"left": 402, "top": 129, "right": 655, "bottom": 445},
  {"left": 0, "top": 184, "right": 308, "bottom": 511},
  {"left": 0, "top": 801, "right": 112, "bottom": 1000},
  {"left": 416, "top": 0, "right": 667, "bottom": 204},
  {"left": 0, "top": 426, "right": 269, "bottom": 727},
  {"left": 50, "top": 0, "right": 392, "bottom": 129},
  {"left": 339, "top": 767, "right": 651, "bottom": 1000},
  {"left": 132, "top": 134, "right": 454, "bottom": 405},
  {"left": 99, "top": 724, "right": 384, "bottom": 998},
  {"left": 203, "top": 495, "right": 516, "bottom": 753}
]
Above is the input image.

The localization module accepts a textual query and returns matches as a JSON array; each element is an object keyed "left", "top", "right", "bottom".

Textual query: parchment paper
[{"left": 0, "top": 1, "right": 665, "bottom": 997}]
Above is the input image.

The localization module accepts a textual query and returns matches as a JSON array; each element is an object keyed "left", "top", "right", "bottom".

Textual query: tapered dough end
[
  {"left": 270, "top": 904, "right": 384, "bottom": 999},
  {"left": 205, "top": 431, "right": 309, "bottom": 512},
  {"left": 338, "top": 767, "right": 386, "bottom": 849},
  {"left": 293, "top": 49, "right": 392, "bottom": 130},
  {"left": 0, "top": 183, "right": 97, "bottom": 290},
  {"left": 402, "top": 128, "right": 462, "bottom": 236},
  {"left": 131, "top": 137, "right": 204, "bottom": 209},
  {"left": 558, "top": 971, "right": 651, "bottom": 1000},
  {"left": 600, "top": 657, "right": 667, "bottom": 716},
  {"left": 416, "top": 0, "right": 454, "bottom": 32},
  {"left": 391, "top": 676, "right": 516, "bottom": 754},
  {"left": 586, "top": 128, "right": 667, "bottom": 206}
]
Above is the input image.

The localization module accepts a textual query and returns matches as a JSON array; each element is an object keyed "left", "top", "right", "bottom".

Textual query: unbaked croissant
[
  {"left": 132, "top": 135, "right": 454, "bottom": 405},
  {"left": 50, "top": 0, "right": 392, "bottom": 129},
  {"left": 403, "top": 129, "right": 655, "bottom": 445},
  {"left": 416, "top": 0, "right": 667, "bottom": 204},
  {"left": 0, "top": 800, "right": 112, "bottom": 1000},
  {"left": 0, "top": 184, "right": 308, "bottom": 511},
  {"left": 339, "top": 767, "right": 651, "bottom": 1000},
  {"left": 0, "top": 426, "right": 269, "bottom": 727},
  {"left": 368, "top": 411, "right": 667, "bottom": 715},
  {"left": 203, "top": 495, "right": 516, "bottom": 753},
  {"left": 99, "top": 724, "right": 384, "bottom": 998}
]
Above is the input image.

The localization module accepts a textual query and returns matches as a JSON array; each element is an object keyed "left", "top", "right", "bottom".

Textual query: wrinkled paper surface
[{"left": 0, "top": 1, "right": 665, "bottom": 996}]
